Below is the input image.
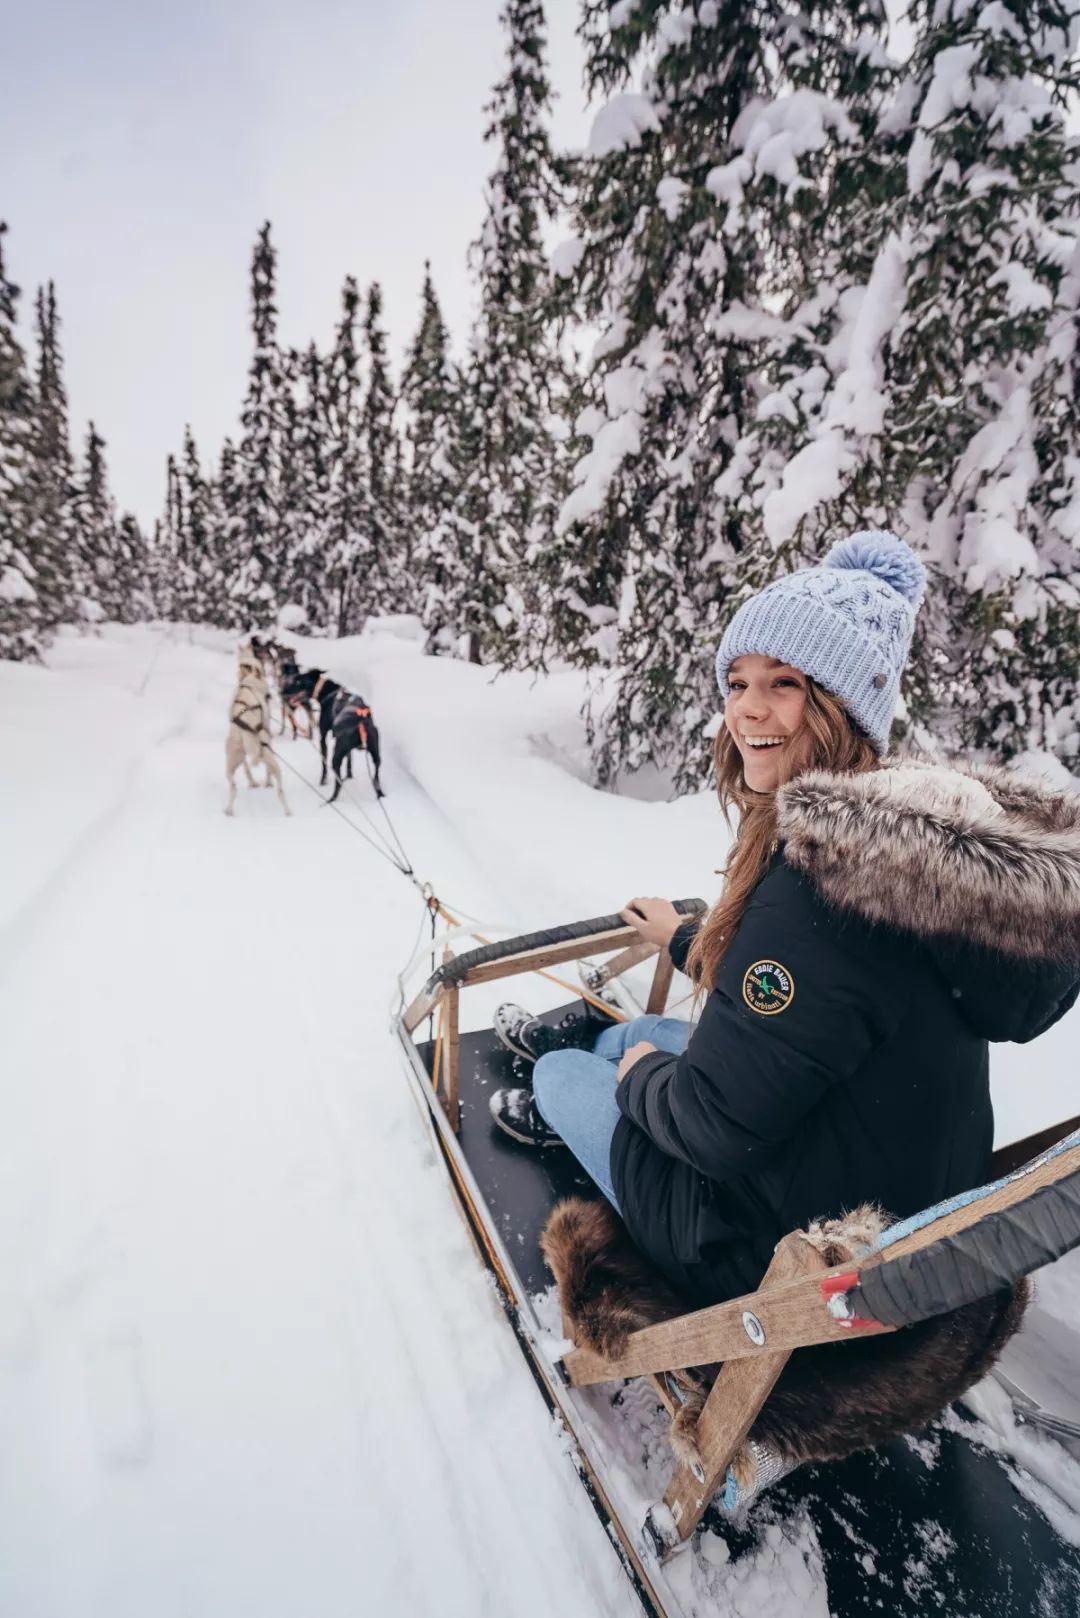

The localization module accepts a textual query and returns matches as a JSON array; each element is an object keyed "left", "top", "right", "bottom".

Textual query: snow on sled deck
[{"left": 395, "top": 909, "right": 1080, "bottom": 1618}]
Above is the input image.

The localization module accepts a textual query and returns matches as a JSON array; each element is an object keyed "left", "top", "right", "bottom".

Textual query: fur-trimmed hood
[{"left": 777, "top": 758, "right": 1080, "bottom": 1042}]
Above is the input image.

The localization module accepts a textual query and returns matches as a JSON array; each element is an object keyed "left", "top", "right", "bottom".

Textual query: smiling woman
[
  {"left": 724, "top": 655, "right": 811, "bottom": 791},
  {"left": 489, "top": 530, "right": 1080, "bottom": 1334}
]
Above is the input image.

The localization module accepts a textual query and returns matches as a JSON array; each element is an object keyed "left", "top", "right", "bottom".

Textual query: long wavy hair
[{"left": 685, "top": 680, "right": 879, "bottom": 990}]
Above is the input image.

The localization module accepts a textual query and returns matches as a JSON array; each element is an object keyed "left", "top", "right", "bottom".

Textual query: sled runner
[{"left": 395, "top": 909, "right": 1080, "bottom": 1618}]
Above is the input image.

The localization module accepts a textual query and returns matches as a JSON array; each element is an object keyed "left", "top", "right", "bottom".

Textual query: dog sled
[{"left": 394, "top": 907, "right": 1080, "bottom": 1617}]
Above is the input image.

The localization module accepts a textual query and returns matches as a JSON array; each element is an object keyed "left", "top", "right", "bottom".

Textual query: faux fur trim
[
  {"left": 777, "top": 758, "right": 1080, "bottom": 963},
  {"left": 542, "top": 1197, "right": 1028, "bottom": 1483}
]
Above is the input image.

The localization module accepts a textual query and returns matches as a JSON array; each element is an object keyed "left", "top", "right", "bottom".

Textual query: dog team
[{"left": 225, "top": 634, "right": 384, "bottom": 816}]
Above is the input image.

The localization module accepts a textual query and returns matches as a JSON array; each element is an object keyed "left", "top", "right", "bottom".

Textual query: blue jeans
[{"left": 533, "top": 1014, "right": 692, "bottom": 1211}]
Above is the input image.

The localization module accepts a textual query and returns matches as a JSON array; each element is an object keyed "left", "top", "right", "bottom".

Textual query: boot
[
  {"left": 494, "top": 999, "right": 616, "bottom": 1065},
  {"left": 489, "top": 1087, "right": 565, "bottom": 1148}
]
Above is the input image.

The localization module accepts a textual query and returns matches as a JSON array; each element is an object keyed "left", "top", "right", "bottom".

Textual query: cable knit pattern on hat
[{"left": 715, "top": 531, "right": 926, "bottom": 753}]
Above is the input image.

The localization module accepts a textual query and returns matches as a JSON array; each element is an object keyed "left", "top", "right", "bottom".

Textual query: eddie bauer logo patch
[{"left": 742, "top": 960, "right": 795, "bottom": 1016}]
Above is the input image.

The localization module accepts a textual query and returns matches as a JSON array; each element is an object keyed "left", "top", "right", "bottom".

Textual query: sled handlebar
[{"left": 422, "top": 897, "right": 707, "bottom": 994}]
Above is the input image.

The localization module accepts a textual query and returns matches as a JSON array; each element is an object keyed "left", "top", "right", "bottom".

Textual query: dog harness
[{"left": 350, "top": 706, "right": 371, "bottom": 747}]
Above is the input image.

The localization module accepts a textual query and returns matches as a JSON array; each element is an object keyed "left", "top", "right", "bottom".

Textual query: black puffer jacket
[{"left": 612, "top": 760, "right": 1080, "bottom": 1307}]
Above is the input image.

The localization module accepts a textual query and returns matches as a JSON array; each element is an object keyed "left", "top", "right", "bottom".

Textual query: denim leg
[
  {"left": 532, "top": 1015, "right": 694, "bottom": 1211},
  {"left": 592, "top": 1013, "right": 692, "bottom": 1064},
  {"left": 532, "top": 1051, "right": 624, "bottom": 1209}
]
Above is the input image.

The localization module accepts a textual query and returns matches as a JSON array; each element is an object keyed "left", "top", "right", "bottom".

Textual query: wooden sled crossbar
[
  {"left": 402, "top": 900, "right": 706, "bottom": 1132},
  {"left": 563, "top": 1129, "right": 1080, "bottom": 1385},
  {"left": 397, "top": 904, "right": 1080, "bottom": 1561}
]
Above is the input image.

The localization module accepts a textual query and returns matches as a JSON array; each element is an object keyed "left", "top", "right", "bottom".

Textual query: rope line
[{"left": 268, "top": 708, "right": 638, "bottom": 1026}]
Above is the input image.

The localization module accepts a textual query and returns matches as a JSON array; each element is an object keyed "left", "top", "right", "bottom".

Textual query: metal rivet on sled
[
  {"left": 742, "top": 1310, "right": 766, "bottom": 1347},
  {"left": 872, "top": 672, "right": 888, "bottom": 690}
]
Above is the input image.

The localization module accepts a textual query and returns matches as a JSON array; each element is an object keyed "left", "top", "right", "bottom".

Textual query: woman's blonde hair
[{"left": 685, "top": 679, "right": 879, "bottom": 990}]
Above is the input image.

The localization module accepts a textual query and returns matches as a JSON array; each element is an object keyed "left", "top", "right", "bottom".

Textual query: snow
[
  {"left": 587, "top": 94, "right": 662, "bottom": 160},
  {"left": 986, "top": 259, "right": 1053, "bottom": 315},
  {"left": 732, "top": 91, "right": 858, "bottom": 193},
  {"left": 921, "top": 43, "right": 979, "bottom": 123},
  {"left": 559, "top": 330, "right": 680, "bottom": 532},
  {"left": 551, "top": 236, "right": 585, "bottom": 279},
  {"left": 656, "top": 177, "right": 690, "bottom": 221},
  {"left": 3, "top": 623, "right": 1079, "bottom": 1617},
  {"left": 1, "top": 563, "right": 36, "bottom": 603},
  {"left": 762, "top": 235, "right": 907, "bottom": 545}
]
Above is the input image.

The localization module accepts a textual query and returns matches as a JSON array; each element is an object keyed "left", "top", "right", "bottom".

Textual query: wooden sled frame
[{"left": 396, "top": 907, "right": 1080, "bottom": 1571}]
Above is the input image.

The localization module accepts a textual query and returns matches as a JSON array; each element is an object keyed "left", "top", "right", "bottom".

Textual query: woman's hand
[
  {"left": 617, "top": 1040, "right": 656, "bottom": 1082},
  {"left": 620, "top": 896, "right": 683, "bottom": 950}
]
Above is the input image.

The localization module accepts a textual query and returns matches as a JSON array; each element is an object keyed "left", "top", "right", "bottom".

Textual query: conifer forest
[{"left": 3, "top": 0, "right": 1079, "bottom": 788}]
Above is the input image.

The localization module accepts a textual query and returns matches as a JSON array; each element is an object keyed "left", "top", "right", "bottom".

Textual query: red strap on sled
[{"left": 820, "top": 1270, "right": 882, "bottom": 1331}]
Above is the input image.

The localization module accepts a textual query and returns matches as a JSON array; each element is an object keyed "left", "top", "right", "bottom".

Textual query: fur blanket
[{"left": 542, "top": 1197, "right": 1027, "bottom": 1482}]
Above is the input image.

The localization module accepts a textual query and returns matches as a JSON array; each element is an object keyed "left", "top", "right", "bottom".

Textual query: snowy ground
[{"left": 2, "top": 623, "right": 1078, "bottom": 1618}]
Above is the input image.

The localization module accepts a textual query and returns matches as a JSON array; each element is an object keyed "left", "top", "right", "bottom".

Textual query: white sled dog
[{"left": 225, "top": 644, "right": 291, "bottom": 817}]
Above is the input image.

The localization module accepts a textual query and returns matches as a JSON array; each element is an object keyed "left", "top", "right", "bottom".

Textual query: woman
[{"left": 489, "top": 532, "right": 1080, "bottom": 1307}]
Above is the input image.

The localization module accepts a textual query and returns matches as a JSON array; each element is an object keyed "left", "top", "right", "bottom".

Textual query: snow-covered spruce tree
[
  {"left": 69, "top": 421, "right": 116, "bottom": 624},
  {"left": 359, "top": 281, "right": 405, "bottom": 616},
  {"left": 432, "top": 0, "right": 570, "bottom": 665},
  {"left": 0, "top": 223, "right": 45, "bottom": 660},
  {"left": 324, "top": 276, "right": 367, "bottom": 636},
  {"left": 284, "top": 343, "right": 333, "bottom": 631},
  {"left": 31, "top": 280, "right": 79, "bottom": 629},
  {"left": 237, "top": 222, "right": 286, "bottom": 621},
  {"left": 272, "top": 345, "right": 316, "bottom": 627},
  {"left": 176, "top": 424, "right": 230, "bottom": 626},
  {"left": 898, "top": 0, "right": 1080, "bottom": 762},
  {"left": 400, "top": 263, "right": 460, "bottom": 613},
  {"left": 756, "top": 2, "right": 1080, "bottom": 765},
  {"left": 215, "top": 437, "right": 248, "bottom": 628},
  {"left": 551, "top": 0, "right": 896, "bottom": 787},
  {"left": 705, "top": 13, "right": 906, "bottom": 617},
  {"left": 111, "top": 512, "right": 152, "bottom": 624},
  {"left": 156, "top": 451, "right": 190, "bottom": 622}
]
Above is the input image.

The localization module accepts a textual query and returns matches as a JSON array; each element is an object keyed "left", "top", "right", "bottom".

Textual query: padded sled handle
[{"left": 422, "top": 897, "right": 707, "bottom": 994}]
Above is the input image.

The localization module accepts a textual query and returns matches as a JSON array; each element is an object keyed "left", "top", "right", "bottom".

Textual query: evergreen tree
[
  {"left": 432, "top": 0, "right": 569, "bottom": 664},
  {"left": 286, "top": 343, "right": 333, "bottom": 630},
  {"left": 157, "top": 451, "right": 188, "bottom": 621},
  {"left": 360, "top": 281, "right": 403, "bottom": 615},
  {"left": 324, "top": 276, "right": 366, "bottom": 635},
  {"left": 177, "top": 423, "right": 234, "bottom": 625},
  {"left": 237, "top": 222, "right": 286, "bottom": 619},
  {"left": 897, "top": 0, "right": 1080, "bottom": 761},
  {"left": 70, "top": 421, "right": 116, "bottom": 622},
  {"left": 273, "top": 345, "right": 313, "bottom": 624},
  {"left": 216, "top": 437, "right": 248, "bottom": 628},
  {"left": 31, "top": 280, "right": 79, "bottom": 628},
  {"left": 0, "top": 223, "right": 45, "bottom": 660},
  {"left": 754, "top": 0, "right": 1080, "bottom": 765},
  {"left": 401, "top": 264, "right": 463, "bottom": 641},
  {"left": 551, "top": 0, "right": 896, "bottom": 786},
  {"left": 111, "top": 511, "right": 152, "bottom": 624}
]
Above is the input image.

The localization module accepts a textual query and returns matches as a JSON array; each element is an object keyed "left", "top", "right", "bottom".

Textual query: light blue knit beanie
[{"left": 715, "top": 531, "right": 926, "bottom": 754}]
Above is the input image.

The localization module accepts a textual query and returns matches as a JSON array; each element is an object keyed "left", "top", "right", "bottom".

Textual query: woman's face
[{"left": 724, "top": 654, "right": 812, "bottom": 792}]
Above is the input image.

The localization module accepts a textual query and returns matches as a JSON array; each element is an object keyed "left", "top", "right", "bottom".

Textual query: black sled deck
[{"left": 395, "top": 911, "right": 1080, "bottom": 1618}]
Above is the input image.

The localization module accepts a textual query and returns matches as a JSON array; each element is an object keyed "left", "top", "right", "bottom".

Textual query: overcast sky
[{"left": 6, "top": 0, "right": 592, "bottom": 527}]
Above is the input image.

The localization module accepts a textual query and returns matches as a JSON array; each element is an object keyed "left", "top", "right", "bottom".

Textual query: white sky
[{"left": 6, "top": 0, "right": 592, "bottom": 528}]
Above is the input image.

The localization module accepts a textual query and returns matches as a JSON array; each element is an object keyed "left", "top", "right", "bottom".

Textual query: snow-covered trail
[{"left": 0, "top": 632, "right": 636, "bottom": 1618}]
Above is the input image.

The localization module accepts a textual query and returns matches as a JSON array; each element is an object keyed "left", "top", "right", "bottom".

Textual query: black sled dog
[{"left": 283, "top": 667, "right": 385, "bottom": 802}]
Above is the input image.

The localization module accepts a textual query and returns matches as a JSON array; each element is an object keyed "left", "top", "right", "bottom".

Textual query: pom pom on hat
[{"left": 824, "top": 530, "right": 926, "bottom": 607}]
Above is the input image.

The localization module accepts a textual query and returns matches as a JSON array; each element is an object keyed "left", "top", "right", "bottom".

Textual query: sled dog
[{"left": 225, "top": 646, "right": 291, "bottom": 816}]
